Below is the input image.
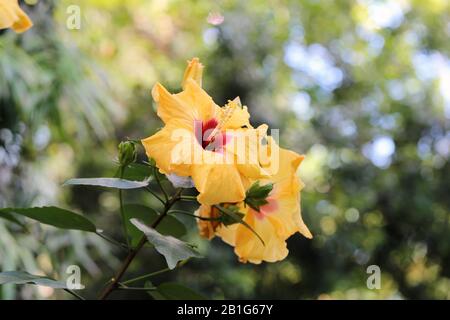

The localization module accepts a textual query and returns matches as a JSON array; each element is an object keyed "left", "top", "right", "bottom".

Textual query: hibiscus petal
[
  {"left": 191, "top": 162, "right": 246, "bottom": 205},
  {"left": 176, "top": 79, "right": 220, "bottom": 121},
  {"left": 141, "top": 120, "right": 199, "bottom": 176},
  {"left": 232, "top": 213, "right": 289, "bottom": 264},
  {"left": 182, "top": 58, "right": 204, "bottom": 89},
  {"left": 0, "top": 0, "right": 32, "bottom": 33},
  {"left": 152, "top": 83, "right": 196, "bottom": 125}
]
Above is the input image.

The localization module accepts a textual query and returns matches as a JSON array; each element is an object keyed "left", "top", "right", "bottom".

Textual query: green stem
[
  {"left": 213, "top": 204, "right": 265, "bottom": 246},
  {"left": 154, "top": 167, "right": 169, "bottom": 201},
  {"left": 98, "top": 188, "right": 183, "bottom": 300},
  {"left": 117, "top": 286, "right": 157, "bottom": 291},
  {"left": 96, "top": 231, "right": 129, "bottom": 251},
  {"left": 121, "top": 259, "right": 190, "bottom": 285},
  {"left": 142, "top": 161, "right": 158, "bottom": 169},
  {"left": 169, "top": 210, "right": 221, "bottom": 221},
  {"left": 146, "top": 187, "right": 165, "bottom": 204},
  {"left": 119, "top": 166, "right": 130, "bottom": 247},
  {"left": 179, "top": 195, "right": 198, "bottom": 201}
]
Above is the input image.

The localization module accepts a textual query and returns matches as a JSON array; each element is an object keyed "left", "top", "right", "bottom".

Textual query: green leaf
[
  {"left": 124, "top": 204, "right": 186, "bottom": 247},
  {"left": 130, "top": 219, "right": 201, "bottom": 269},
  {"left": 63, "top": 177, "right": 150, "bottom": 189},
  {"left": 220, "top": 205, "right": 245, "bottom": 226},
  {"left": 0, "top": 207, "right": 96, "bottom": 232},
  {"left": 0, "top": 271, "right": 67, "bottom": 289},
  {"left": 154, "top": 282, "right": 206, "bottom": 300},
  {"left": 122, "top": 163, "right": 153, "bottom": 180},
  {"left": 215, "top": 205, "right": 265, "bottom": 246},
  {"left": 0, "top": 211, "right": 27, "bottom": 229},
  {"left": 244, "top": 181, "right": 273, "bottom": 212},
  {"left": 146, "top": 280, "right": 166, "bottom": 300},
  {"left": 246, "top": 180, "right": 273, "bottom": 199}
]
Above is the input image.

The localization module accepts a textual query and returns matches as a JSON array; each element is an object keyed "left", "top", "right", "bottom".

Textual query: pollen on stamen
[{"left": 205, "top": 98, "right": 240, "bottom": 141}]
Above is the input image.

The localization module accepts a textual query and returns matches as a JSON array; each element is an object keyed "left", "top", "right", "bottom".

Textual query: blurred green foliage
[{"left": 0, "top": 0, "right": 449, "bottom": 299}]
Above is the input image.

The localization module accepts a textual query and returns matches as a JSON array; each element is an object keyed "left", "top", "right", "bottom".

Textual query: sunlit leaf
[
  {"left": 0, "top": 271, "right": 67, "bottom": 289},
  {"left": 124, "top": 204, "right": 186, "bottom": 247},
  {"left": 63, "top": 177, "right": 150, "bottom": 189},
  {"left": 130, "top": 219, "right": 201, "bottom": 269}
]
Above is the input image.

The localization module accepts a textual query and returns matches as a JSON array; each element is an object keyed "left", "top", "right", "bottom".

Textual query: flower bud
[{"left": 118, "top": 141, "right": 137, "bottom": 167}]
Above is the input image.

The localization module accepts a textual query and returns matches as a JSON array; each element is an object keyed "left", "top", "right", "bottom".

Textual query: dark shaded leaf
[
  {"left": 154, "top": 282, "right": 206, "bottom": 300},
  {"left": 0, "top": 211, "right": 26, "bottom": 228},
  {"left": 122, "top": 163, "right": 153, "bottom": 180},
  {"left": 0, "top": 207, "right": 96, "bottom": 232},
  {"left": 215, "top": 205, "right": 265, "bottom": 246},
  {"left": 146, "top": 280, "right": 165, "bottom": 300},
  {"left": 220, "top": 205, "right": 245, "bottom": 226}
]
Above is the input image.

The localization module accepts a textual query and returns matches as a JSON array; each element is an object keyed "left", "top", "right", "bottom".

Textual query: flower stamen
[{"left": 205, "top": 98, "right": 240, "bottom": 142}]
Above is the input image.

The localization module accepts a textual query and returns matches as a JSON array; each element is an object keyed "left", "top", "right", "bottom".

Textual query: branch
[{"left": 98, "top": 188, "right": 183, "bottom": 300}]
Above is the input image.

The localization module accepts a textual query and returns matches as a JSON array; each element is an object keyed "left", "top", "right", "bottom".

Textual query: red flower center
[{"left": 194, "top": 119, "right": 230, "bottom": 152}]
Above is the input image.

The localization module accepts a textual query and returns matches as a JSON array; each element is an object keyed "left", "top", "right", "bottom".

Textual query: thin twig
[
  {"left": 153, "top": 167, "right": 169, "bottom": 201},
  {"left": 64, "top": 289, "right": 86, "bottom": 300},
  {"left": 117, "top": 285, "right": 157, "bottom": 291},
  {"left": 169, "top": 210, "right": 221, "bottom": 221},
  {"left": 119, "top": 166, "right": 130, "bottom": 247},
  {"left": 179, "top": 195, "right": 198, "bottom": 201},
  {"left": 95, "top": 231, "right": 129, "bottom": 251},
  {"left": 121, "top": 259, "right": 190, "bottom": 285},
  {"left": 145, "top": 187, "right": 165, "bottom": 204},
  {"left": 213, "top": 204, "right": 265, "bottom": 246}
]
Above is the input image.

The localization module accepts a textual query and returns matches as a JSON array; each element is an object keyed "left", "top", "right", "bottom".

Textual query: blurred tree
[{"left": 0, "top": 0, "right": 122, "bottom": 299}]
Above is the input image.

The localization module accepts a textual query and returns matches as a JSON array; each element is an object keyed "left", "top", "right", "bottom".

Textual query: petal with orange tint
[
  {"left": 195, "top": 205, "right": 221, "bottom": 240},
  {"left": 0, "top": 0, "right": 33, "bottom": 33}
]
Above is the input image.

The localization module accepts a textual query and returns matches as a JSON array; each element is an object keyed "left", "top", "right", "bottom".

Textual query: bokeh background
[{"left": 1, "top": 0, "right": 449, "bottom": 299}]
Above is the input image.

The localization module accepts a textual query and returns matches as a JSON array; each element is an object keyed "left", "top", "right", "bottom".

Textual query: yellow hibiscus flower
[
  {"left": 0, "top": 0, "right": 33, "bottom": 33},
  {"left": 142, "top": 58, "right": 269, "bottom": 205},
  {"left": 196, "top": 139, "right": 312, "bottom": 264}
]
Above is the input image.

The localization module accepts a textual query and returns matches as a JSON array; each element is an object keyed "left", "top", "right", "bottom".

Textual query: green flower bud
[{"left": 118, "top": 141, "right": 137, "bottom": 167}]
